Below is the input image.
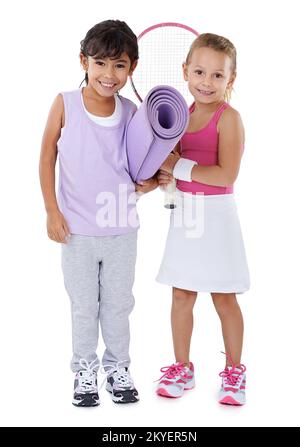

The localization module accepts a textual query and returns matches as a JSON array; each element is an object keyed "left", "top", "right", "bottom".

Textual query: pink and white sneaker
[
  {"left": 156, "top": 362, "right": 195, "bottom": 398},
  {"left": 218, "top": 364, "right": 246, "bottom": 406}
]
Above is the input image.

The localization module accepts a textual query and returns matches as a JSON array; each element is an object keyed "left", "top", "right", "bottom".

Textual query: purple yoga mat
[{"left": 126, "top": 85, "right": 189, "bottom": 182}]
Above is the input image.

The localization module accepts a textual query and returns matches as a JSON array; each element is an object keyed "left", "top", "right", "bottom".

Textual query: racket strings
[{"left": 131, "top": 26, "right": 197, "bottom": 103}]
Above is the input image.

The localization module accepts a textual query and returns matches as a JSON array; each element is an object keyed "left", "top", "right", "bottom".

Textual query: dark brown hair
[{"left": 79, "top": 20, "right": 138, "bottom": 86}]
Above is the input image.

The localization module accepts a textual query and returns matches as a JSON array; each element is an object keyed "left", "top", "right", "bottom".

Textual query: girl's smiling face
[
  {"left": 183, "top": 47, "right": 235, "bottom": 104},
  {"left": 80, "top": 52, "right": 137, "bottom": 97}
]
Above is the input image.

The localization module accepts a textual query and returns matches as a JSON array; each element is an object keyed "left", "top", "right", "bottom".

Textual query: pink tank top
[{"left": 177, "top": 102, "right": 234, "bottom": 195}]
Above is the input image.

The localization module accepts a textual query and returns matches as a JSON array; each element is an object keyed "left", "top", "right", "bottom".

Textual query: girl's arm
[
  {"left": 157, "top": 142, "right": 181, "bottom": 186},
  {"left": 137, "top": 141, "right": 181, "bottom": 192},
  {"left": 39, "top": 95, "right": 63, "bottom": 212},
  {"left": 135, "top": 175, "right": 159, "bottom": 194},
  {"left": 173, "top": 141, "right": 181, "bottom": 155},
  {"left": 191, "top": 108, "right": 244, "bottom": 186},
  {"left": 160, "top": 108, "right": 244, "bottom": 187},
  {"left": 39, "top": 95, "right": 70, "bottom": 243}
]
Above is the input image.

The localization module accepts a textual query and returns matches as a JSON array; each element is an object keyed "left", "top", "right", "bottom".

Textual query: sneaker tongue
[
  {"left": 167, "top": 362, "right": 189, "bottom": 377},
  {"left": 175, "top": 362, "right": 189, "bottom": 370},
  {"left": 79, "top": 370, "right": 90, "bottom": 376},
  {"left": 227, "top": 366, "right": 243, "bottom": 375},
  {"left": 112, "top": 367, "right": 128, "bottom": 377}
]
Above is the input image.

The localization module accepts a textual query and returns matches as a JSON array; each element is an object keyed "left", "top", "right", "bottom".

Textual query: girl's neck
[
  {"left": 82, "top": 86, "right": 116, "bottom": 117},
  {"left": 82, "top": 85, "right": 116, "bottom": 106},
  {"left": 193, "top": 99, "right": 225, "bottom": 114}
]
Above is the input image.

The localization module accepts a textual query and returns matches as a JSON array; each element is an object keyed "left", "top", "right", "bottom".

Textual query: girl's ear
[
  {"left": 227, "top": 72, "right": 236, "bottom": 90},
  {"left": 129, "top": 60, "right": 138, "bottom": 76},
  {"left": 182, "top": 63, "right": 188, "bottom": 81},
  {"left": 79, "top": 53, "right": 89, "bottom": 71},
  {"left": 224, "top": 72, "right": 236, "bottom": 102}
]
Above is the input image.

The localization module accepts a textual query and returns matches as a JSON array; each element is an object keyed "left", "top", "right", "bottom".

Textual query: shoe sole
[
  {"left": 72, "top": 395, "right": 100, "bottom": 407},
  {"left": 72, "top": 399, "right": 100, "bottom": 407},
  {"left": 156, "top": 388, "right": 181, "bottom": 398},
  {"left": 219, "top": 395, "right": 245, "bottom": 406},
  {"left": 106, "top": 383, "right": 139, "bottom": 404},
  {"left": 156, "top": 384, "right": 195, "bottom": 399}
]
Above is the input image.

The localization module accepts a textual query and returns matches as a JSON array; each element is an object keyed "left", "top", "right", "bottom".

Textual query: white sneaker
[
  {"left": 106, "top": 367, "right": 139, "bottom": 404},
  {"left": 72, "top": 358, "right": 100, "bottom": 407},
  {"left": 218, "top": 364, "right": 246, "bottom": 406},
  {"left": 156, "top": 362, "right": 195, "bottom": 398}
]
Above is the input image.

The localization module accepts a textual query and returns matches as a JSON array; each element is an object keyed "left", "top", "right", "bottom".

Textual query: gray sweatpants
[{"left": 61, "top": 231, "right": 137, "bottom": 372}]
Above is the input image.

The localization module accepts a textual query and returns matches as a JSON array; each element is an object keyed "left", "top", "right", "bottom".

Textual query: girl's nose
[
  {"left": 201, "top": 76, "right": 211, "bottom": 87},
  {"left": 203, "top": 74, "right": 210, "bottom": 82},
  {"left": 104, "top": 66, "right": 115, "bottom": 78}
]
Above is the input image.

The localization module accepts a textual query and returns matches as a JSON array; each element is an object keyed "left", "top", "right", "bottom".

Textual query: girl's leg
[
  {"left": 171, "top": 287, "right": 197, "bottom": 365},
  {"left": 99, "top": 232, "right": 137, "bottom": 370},
  {"left": 62, "top": 235, "right": 100, "bottom": 373},
  {"left": 211, "top": 293, "right": 244, "bottom": 366}
]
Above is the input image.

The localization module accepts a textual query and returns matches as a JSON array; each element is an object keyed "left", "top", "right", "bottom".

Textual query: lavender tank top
[{"left": 57, "top": 89, "right": 139, "bottom": 236}]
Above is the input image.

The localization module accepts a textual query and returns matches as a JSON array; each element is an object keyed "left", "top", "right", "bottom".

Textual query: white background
[{"left": 0, "top": 0, "right": 299, "bottom": 427}]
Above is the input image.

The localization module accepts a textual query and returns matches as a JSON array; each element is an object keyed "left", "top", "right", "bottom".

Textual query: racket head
[{"left": 130, "top": 22, "right": 199, "bottom": 104}]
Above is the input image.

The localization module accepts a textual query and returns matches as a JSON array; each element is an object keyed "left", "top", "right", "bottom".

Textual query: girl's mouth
[
  {"left": 99, "top": 81, "right": 117, "bottom": 89},
  {"left": 198, "top": 89, "right": 214, "bottom": 96}
]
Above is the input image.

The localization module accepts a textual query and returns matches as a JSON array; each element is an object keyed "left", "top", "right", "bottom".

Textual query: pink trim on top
[{"left": 187, "top": 101, "right": 229, "bottom": 134}]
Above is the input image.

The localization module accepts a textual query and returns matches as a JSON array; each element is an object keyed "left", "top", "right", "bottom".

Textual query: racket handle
[{"left": 164, "top": 179, "right": 177, "bottom": 209}]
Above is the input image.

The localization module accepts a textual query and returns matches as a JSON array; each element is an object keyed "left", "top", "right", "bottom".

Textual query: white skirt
[{"left": 156, "top": 190, "right": 250, "bottom": 293}]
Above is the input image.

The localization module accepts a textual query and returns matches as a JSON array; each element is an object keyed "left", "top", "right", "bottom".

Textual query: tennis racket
[{"left": 130, "top": 22, "right": 199, "bottom": 208}]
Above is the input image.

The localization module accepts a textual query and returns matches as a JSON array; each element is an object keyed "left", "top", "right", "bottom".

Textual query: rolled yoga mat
[{"left": 126, "top": 85, "right": 189, "bottom": 182}]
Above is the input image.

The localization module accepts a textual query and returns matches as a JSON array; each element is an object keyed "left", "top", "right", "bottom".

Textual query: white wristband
[{"left": 173, "top": 158, "right": 197, "bottom": 182}]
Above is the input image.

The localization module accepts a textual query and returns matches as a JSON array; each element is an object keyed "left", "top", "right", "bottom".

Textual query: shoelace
[
  {"left": 219, "top": 352, "right": 246, "bottom": 386},
  {"left": 77, "top": 359, "right": 133, "bottom": 391},
  {"left": 99, "top": 360, "right": 133, "bottom": 389},
  {"left": 156, "top": 363, "right": 188, "bottom": 381},
  {"left": 77, "top": 358, "right": 100, "bottom": 392}
]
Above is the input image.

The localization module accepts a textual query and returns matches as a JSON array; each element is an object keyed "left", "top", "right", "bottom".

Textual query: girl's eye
[
  {"left": 195, "top": 70, "right": 203, "bottom": 75},
  {"left": 215, "top": 73, "right": 223, "bottom": 78},
  {"left": 116, "top": 64, "right": 126, "bottom": 69},
  {"left": 96, "top": 61, "right": 105, "bottom": 66}
]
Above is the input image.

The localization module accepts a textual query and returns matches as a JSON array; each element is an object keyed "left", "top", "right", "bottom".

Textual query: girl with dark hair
[{"left": 39, "top": 20, "right": 157, "bottom": 407}]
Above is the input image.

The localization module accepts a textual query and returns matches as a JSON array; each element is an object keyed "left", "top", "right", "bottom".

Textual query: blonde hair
[{"left": 186, "top": 33, "right": 237, "bottom": 102}]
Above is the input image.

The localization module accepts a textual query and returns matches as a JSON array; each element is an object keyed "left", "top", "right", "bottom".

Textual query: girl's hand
[
  {"left": 157, "top": 170, "right": 174, "bottom": 189},
  {"left": 135, "top": 176, "right": 159, "bottom": 195},
  {"left": 160, "top": 151, "right": 180, "bottom": 174},
  {"left": 47, "top": 209, "right": 70, "bottom": 244}
]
